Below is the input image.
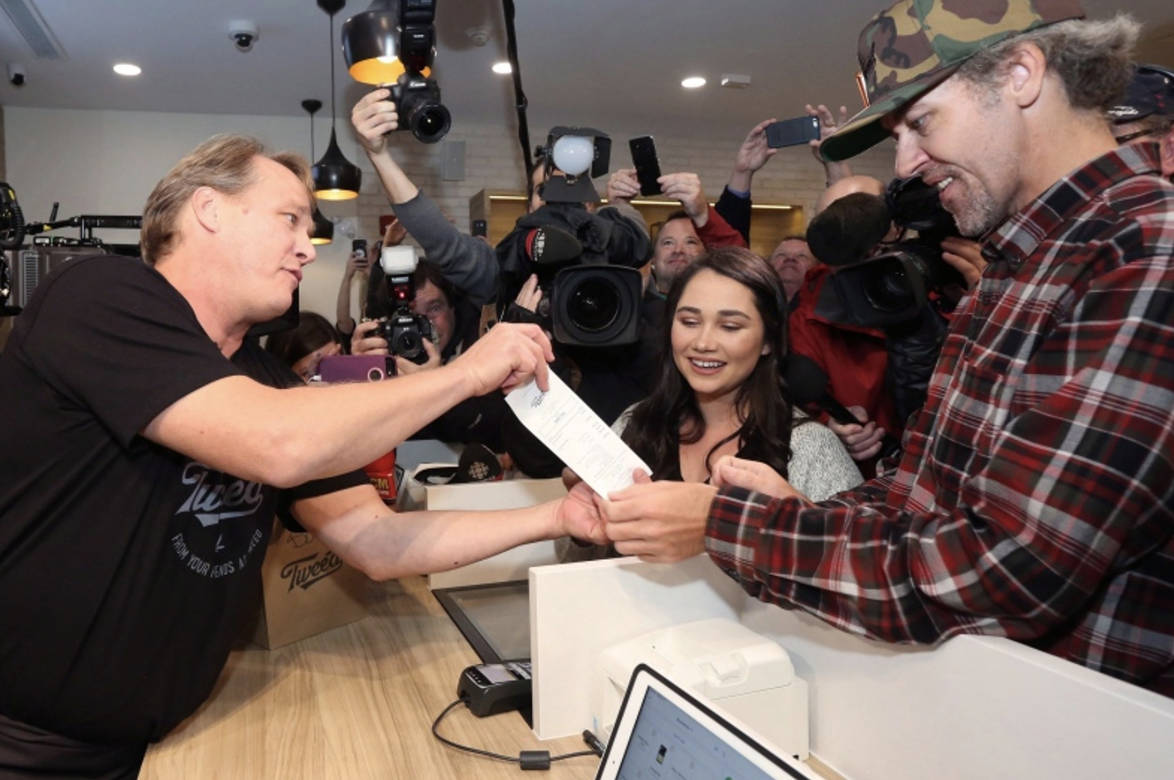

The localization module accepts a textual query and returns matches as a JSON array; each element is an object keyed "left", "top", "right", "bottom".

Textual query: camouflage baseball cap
[{"left": 819, "top": 0, "right": 1086, "bottom": 162}]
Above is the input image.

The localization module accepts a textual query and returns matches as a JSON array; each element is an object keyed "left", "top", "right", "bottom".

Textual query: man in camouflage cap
[
  {"left": 593, "top": 0, "right": 1174, "bottom": 699},
  {"left": 820, "top": 0, "right": 1085, "bottom": 163}
]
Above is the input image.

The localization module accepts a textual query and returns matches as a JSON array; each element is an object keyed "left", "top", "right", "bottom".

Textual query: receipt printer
[{"left": 592, "top": 618, "right": 809, "bottom": 759}]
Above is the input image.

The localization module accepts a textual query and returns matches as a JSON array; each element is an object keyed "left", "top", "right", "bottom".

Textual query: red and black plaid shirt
[{"left": 706, "top": 142, "right": 1174, "bottom": 696}]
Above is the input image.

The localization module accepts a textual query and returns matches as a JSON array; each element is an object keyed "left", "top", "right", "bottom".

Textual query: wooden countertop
[{"left": 140, "top": 576, "right": 598, "bottom": 779}]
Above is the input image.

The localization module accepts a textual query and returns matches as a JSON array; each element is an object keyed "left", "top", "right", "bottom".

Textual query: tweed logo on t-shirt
[
  {"left": 177, "top": 461, "right": 265, "bottom": 525},
  {"left": 168, "top": 461, "right": 267, "bottom": 579}
]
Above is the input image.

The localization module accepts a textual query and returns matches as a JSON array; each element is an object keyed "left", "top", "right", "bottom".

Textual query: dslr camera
[
  {"left": 387, "top": 73, "right": 450, "bottom": 144},
  {"left": 375, "top": 245, "right": 435, "bottom": 364}
]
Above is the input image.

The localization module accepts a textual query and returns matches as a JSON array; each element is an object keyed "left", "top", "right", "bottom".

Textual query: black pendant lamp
[
  {"left": 342, "top": 0, "right": 433, "bottom": 85},
  {"left": 312, "top": 0, "right": 361, "bottom": 201},
  {"left": 301, "top": 99, "right": 335, "bottom": 245},
  {"left": 342, "top": 0, "right": 403, "bottom": 84},
  {"left": 311, "top": 203, "right": 335, "bottom": 244}
]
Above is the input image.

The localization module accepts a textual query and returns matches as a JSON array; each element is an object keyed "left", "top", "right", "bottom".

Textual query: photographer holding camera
[
  {"left": 334, "top": 217, "right": 408, "bottom": 347},
  {"left": 347, "top": 89, "right": 507, "bottom": 447},
  {"left": 351, "top": 89, "right": 498, "bottom": 315},
  {"left": 495, "top": 131, "right": 653, "bottom": 423}
]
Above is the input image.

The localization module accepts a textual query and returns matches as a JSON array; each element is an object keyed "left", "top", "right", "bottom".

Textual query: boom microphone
[
  {"left": 805, "top": 192, "right": 891, "bottom": 268},
  {"left": 784, "top": 353, "right": 860, "bottom": 425},
  {"left": 524, "top": 225, "right": 582, "bottom": 265},
  {"left": 785, "top": 352, "right": 902, "bottom": 460}
]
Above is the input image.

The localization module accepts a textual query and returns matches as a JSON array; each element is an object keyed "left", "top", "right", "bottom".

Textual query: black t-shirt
[{"left": 0, "top": 255, "right": 364, "bottom": 745}]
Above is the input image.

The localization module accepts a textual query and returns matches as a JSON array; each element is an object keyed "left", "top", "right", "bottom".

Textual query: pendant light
[
  {"left": 342, "top": 0, "right": 434, "bottom": 85},
  {"left": 312, "top": 0, "right": 361, "bottom": 201},
  {"left": 301, "top": 99, "right": 335, "bottom": 245}
]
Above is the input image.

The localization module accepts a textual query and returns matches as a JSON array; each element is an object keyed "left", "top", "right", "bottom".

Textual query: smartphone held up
[
  {"left": 351, "top": 238, "right": 370, "bottom": 271},
  {"left": 765, "top": 115, "right": 821, "bottom": 148},
  {"left": 629, "top": 135, "right": 663, "bottom": 196}
]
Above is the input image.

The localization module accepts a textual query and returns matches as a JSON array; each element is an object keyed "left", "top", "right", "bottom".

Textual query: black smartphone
[
  {"left": 351, "top": 238, "right": 368, "bottom": 258},
  {"left": 765, "top": 115, "right": 821, "bottom": 148},
  {"left": 471, "top": 218, "right": 487, "bottom": 237},
  {"left": 628, "top": 136, "right": 662, "bottom": 196}
]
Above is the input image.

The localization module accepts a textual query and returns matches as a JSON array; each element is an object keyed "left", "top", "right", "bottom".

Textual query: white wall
[{"left": 4, "top": 105, "right": 898, "bottom": 322}]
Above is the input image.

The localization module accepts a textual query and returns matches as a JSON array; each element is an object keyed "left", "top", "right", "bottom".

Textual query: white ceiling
[{"left": 2, "top": 0, "right": 1172, "bottom": 141}]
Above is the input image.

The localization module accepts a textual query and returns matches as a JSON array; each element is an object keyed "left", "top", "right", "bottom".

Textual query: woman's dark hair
[
  {"left": 622, "top": 247, "right": 793, "bottom": 481},
  {"left": 265, "top": 311, "right": 341, "bottom": 367}
]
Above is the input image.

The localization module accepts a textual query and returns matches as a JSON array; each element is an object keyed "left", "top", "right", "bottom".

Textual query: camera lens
[
  {"left": 862, "top": 260, "right": 914, "bottom": 314},
  {"left": 411, "top": 104, "right": 451, "bottom": 144},
  {"left": 550, "top": 266, "right": 641, "bottom": 347},
  {"left": 567, "top": 277, "right": 619, "bottom": 333},
  {"left": 394, "top": 329, "right": 422, "bottom": 358}
]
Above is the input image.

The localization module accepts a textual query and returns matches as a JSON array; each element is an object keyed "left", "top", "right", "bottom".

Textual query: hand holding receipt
[{"left": 505, "top": 373, "right": 651, "bottom": 497}]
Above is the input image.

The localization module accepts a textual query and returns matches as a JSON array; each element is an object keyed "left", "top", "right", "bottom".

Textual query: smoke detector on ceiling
[{"left": 720, "top": 73, "right": 751, "bottom": 89}]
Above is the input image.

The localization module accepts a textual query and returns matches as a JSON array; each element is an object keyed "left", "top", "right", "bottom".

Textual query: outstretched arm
[
  {"left": 352, "top": 89, "right": 498, "bottom": 306},
  {"left": 143, "top": 323, "right": 554, "bottom": 488},
  {"left": 293, "top": 481, "right": 606, "bottom": 580},
  {"left": 335, "top": 251, "right": 370, "bottom": 337},
  {"left": 727, "top": 118, "right": 778, "bottom": 195}
]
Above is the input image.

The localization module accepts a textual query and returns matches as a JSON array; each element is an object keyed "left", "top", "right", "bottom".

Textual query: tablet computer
[{"left": 596, "top": 663, "right": 818, "bottom": 780}]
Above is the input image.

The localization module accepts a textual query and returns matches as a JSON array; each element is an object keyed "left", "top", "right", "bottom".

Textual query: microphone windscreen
[
  {"left": 451, "top": 443, "right": 504, "bottom": 484},
  {"left": 805, "top": 192, "right": 892, "bottom": 267},
  {"left": 785, "top": 353, "right": 859, "bottom": 425},
  {"left": 525, "top": 225, "right": 582, "bottom": 265}
]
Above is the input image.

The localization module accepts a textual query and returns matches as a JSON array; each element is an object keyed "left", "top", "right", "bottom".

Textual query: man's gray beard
[{"left": 952, "top": 195, "right": 1006, "bottom": 238}]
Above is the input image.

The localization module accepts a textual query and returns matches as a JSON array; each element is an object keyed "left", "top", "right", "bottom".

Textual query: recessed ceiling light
[
  {"left": 113, "top": 62, "right": 141, "bottom": 77},
  {"left": 681, "top": 76, "right": 706, "bottom": 89},
  {"left": 492, "top": 61, "right": 512, "bottom": 75}
]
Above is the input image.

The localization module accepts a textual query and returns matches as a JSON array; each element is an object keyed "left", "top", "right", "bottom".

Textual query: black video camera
[
  {"left": 807, "top": 176, "right": 966, "bottom": 329},
  {"left": 507, "top": 218, "right": 643, "bottom": 348},
  {"left": 388, "top": 73, "right": 450, "bottom": 144},
  {"left": 375, "top": 245, "right": 435, "bottom": 364}
]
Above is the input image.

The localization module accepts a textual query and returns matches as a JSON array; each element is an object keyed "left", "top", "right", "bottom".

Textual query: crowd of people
[{"left": 1, "top": 0, "right": 1171, "bottom": 775}]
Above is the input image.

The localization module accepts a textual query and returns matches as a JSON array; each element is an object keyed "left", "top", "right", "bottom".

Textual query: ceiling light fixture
[
  {"left": 681, "top": 76, "right": 706, "bottom": 89},
  {"left": 342, "top": 0, "right": 435, "bottom": 84},
  {"left": 112, "top": 62, "right": 141, "bottom": 77},
  {"left": 342, "top": 0, "right": 448, "bottom": 144},
  {"left": 312, "top": 0, "right": 361, "bottom": 201},
  {"left": 301, "top": 98, "right": 335, "bottom": 245},
  {"left": 492, "top": 61, "right": 512, "bottom": 75}
]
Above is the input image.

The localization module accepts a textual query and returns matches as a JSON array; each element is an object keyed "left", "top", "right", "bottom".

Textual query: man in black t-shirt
[{"left": 0, "top": 134, "right": 604, "bottom": 778}]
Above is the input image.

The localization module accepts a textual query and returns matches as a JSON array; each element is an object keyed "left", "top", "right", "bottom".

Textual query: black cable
[
  {"left": 328, "top": 12, "right": 338, "bottom": 135},
  {"left": 501, "top": 0, "right": 533, "bottom": 177},
  {"left": 431, "top": 698, "right": 598, "bottom": 769}
]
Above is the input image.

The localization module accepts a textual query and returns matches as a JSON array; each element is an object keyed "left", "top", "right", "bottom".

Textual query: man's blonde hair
[{"left": 140, "top": 134, "right": 313, "bottom": 264}]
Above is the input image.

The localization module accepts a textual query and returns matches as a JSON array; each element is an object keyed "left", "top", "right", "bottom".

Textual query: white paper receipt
[{"left": 505, "top": 372, "right": 651, "bottom": 496}]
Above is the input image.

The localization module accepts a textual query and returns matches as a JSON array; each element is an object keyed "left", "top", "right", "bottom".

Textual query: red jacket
[
  {"left": 696, "top": 205, "right": 746, "bottom": 249},
  {"left": 788, "top": 265, "right": 901, "bottom": 436}
]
